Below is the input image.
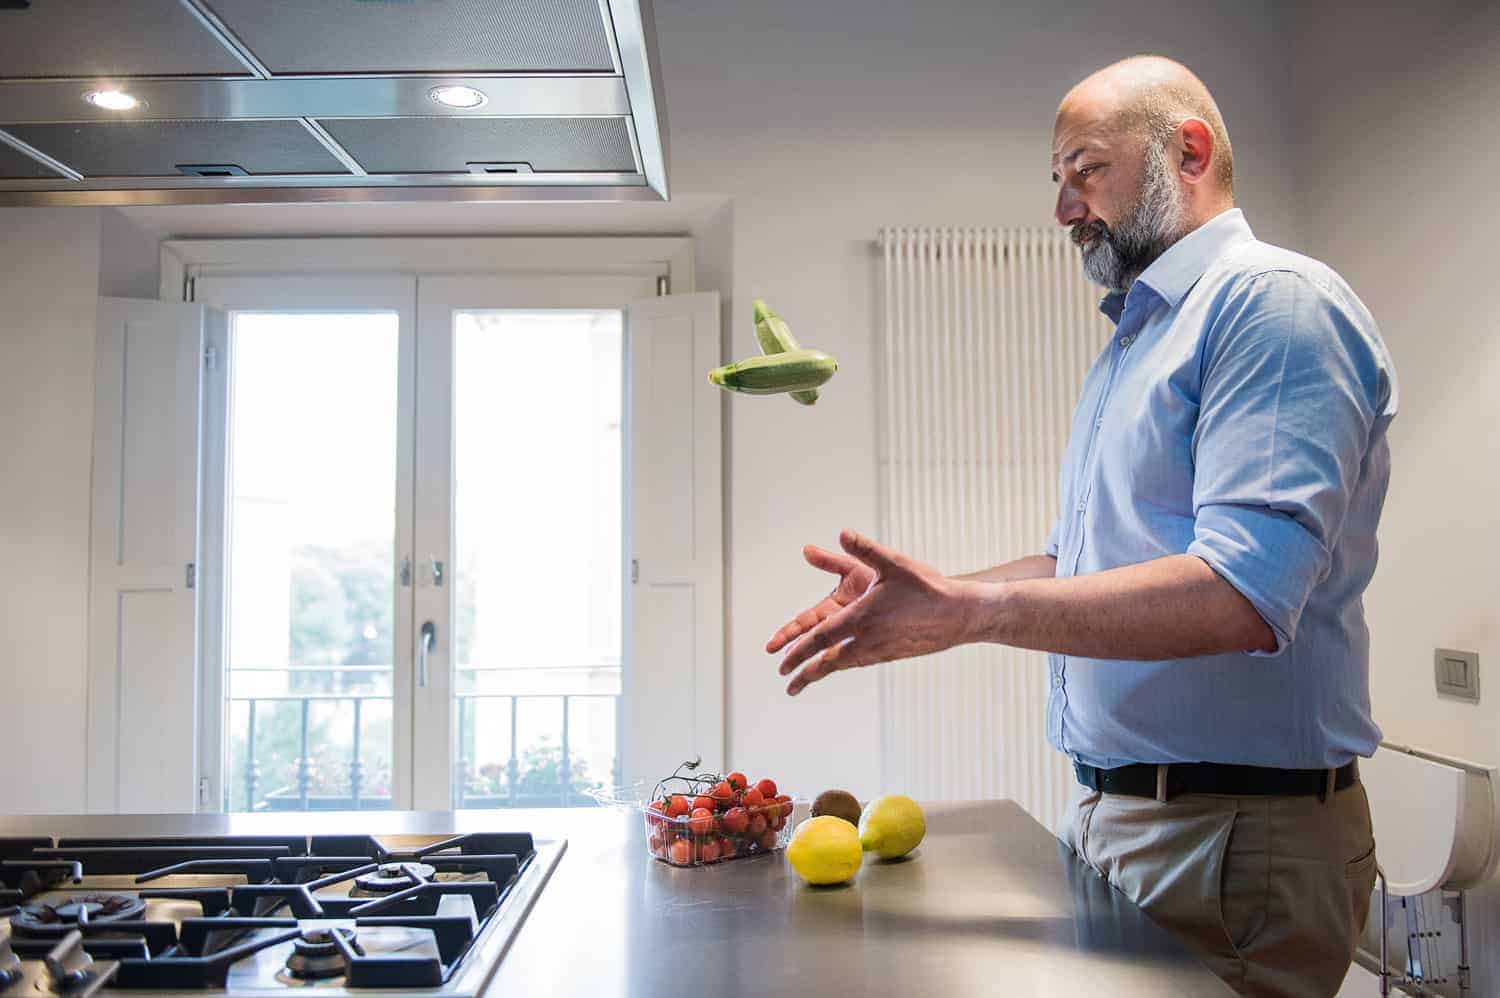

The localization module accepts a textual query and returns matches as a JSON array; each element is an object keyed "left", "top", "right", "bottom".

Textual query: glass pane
[
  {"left": 223, "top": 312, "right": 399, "bottom": 812},
  {"left": 451, "top": 310, "right": 622, "bottom": 807}
]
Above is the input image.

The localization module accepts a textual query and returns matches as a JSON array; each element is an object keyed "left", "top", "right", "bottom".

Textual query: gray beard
[{"left": 1073, "top": 141, "right": 1189, "bottom": 293}]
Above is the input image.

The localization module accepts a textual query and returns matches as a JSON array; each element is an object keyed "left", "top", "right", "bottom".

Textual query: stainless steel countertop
[{"left": 1, "top": 802, "right": 1230, "bottom": 996}]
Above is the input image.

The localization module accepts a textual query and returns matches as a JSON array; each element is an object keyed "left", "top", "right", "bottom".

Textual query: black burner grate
[{"left": 0, "top": 830, "right": 550, "bottom": 991}]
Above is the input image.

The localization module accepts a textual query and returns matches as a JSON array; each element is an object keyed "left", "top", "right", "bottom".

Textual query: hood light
[
  {"left": 85, "top": 89, "right": 142, "bottom": 111},
  {"left": 428, "top": 85, "right": 488, "bottom": 109}
]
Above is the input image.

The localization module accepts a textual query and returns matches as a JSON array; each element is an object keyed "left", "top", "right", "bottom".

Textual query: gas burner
[
  {"left": 349, "top": 863, "right": 436, "bottom": 897},
  {"left": 281, "top": 928, "right": 361, "bottom": 982},
  {"left": 11, "top": 893, "right": 146, "bottom": 934}
]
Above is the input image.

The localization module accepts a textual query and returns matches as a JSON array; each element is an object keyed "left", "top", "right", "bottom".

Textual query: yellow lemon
[
  {"left": 785, "top": 815, "right": 864, "bottom": 885},
  {"left": 858, "top": 795, "right": 926, "bottom": 859}
]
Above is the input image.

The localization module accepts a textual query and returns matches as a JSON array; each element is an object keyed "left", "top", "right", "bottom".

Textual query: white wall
[
  {"left": 1293, "top": 0, "right": 1498, "bottom": 770},
  {"left": 99, "top": 207, "right": 164, "bottom": 299},
  {"left": 1293, "top": 5, "right": 1500, "bottom": 992},
  {"left": 0, "top": 208, "right": 102, "bottom": 814}
]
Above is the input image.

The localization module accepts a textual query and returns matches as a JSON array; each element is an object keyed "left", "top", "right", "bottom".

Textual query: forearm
[
  {"left": 961, "top": 554, "right": 1276, "bottom": 659},
  {"left": 955, "top": 554, "right": 1057, "bottom": 584}
]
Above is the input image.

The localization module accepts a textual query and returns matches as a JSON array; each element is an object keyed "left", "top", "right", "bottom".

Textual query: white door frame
[
  {"left": 179, "top": 237, "right": 705, "bottom": 812},
  {"left": 159, "top": 237, "right": 695, "bottom": 304}
]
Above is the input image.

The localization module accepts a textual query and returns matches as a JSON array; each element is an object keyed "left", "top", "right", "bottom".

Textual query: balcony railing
[{"left": 228, "top": 665, "right": 619, "bottom": 812}]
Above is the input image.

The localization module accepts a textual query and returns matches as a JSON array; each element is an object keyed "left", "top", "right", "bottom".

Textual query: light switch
[{"left": 1434, "top": 648, "right": 1480, "bottom": 703}]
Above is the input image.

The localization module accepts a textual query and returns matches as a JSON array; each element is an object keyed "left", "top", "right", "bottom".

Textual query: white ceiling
[{"left": 118, "top": 193, "right": 729, "bottom": 238}]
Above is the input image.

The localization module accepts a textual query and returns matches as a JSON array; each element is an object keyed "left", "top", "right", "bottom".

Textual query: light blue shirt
[{"left": 1044, "top": 209, "right": 1398, "bottom": 770}]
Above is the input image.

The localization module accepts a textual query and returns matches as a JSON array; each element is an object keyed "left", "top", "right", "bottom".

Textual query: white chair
[{"left": 1361, "top": 741, "right": 1500, "bottom": 996}]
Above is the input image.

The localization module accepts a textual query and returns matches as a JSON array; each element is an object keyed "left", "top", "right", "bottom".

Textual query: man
[{"left": 767, "top": 55, "right": 1396, "bottom": 998}]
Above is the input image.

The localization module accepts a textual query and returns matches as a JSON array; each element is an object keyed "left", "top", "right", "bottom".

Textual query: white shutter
[
  {"left": 86, "top": 298, "right": 211, "bottom": 813},
  {"left": 620, "top": 292, "right": 724, "bottom": 787}
]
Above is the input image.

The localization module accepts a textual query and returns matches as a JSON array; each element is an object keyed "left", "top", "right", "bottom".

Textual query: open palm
[
  {"left": 764, "top": 545, "right": 876, "bottom": 654},
  {"left": 769, "top": 530, "right": 975, "bottom": 696}
]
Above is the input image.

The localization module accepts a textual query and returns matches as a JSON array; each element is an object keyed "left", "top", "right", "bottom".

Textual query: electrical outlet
[{"left": 1434, "top": 648, "right": 1480, "bottom": 703}]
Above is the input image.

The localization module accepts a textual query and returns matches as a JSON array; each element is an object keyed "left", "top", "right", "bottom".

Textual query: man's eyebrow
[{"left": 1049, "top": 145, "right": 1085, "bottom": 181}]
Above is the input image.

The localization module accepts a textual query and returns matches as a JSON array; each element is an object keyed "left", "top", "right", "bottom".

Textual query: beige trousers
[{"left": 1061, "top": 779, "right": 1377, "bottom": 998}]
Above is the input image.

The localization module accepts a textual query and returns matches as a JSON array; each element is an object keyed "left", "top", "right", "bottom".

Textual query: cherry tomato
[
  {"left": 742, "top": 787, "right": 765, "bottom": 808},
  {"left": 649, "top": 799, "right": 666, "bottom": 813},
  {"left": 665, "top": 795, "right": 691, "bottom": 818},
  {"left": 727, "top": 771, "right": 748, "bottom": 791},
  {"left": 776, "top": 794, "right": 793, "bottom": 818},
  {"left": 755, "top": 778, "right": 778, "bottom": 798},
  {"left": 721, "top": 806, "right": 749, "bottom": 834},
  {"left": 710, "top": 780, "right": 734, "bottom": 808},
  {"left": 747, "top": 813, "right": 768, "bottom": 838},
  {"left": 758, "top": 829, "right": 778, "bottom": 851},
  {"left": 688, "top": 807, "right": 717, "bottom": 836},
  {"left": 668, "top": 838, "right": 693, "bottom": 865},
  {"left": 717, "top": 835, "right": 736, "bottom": 859},
  {"left": 699, "top": 838, "right": 721, "bottom": 863}
]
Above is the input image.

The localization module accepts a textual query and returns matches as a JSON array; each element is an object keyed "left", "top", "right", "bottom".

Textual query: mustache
[{"left": 1071, "top": 221, "right": 1109, "bottom": 248}]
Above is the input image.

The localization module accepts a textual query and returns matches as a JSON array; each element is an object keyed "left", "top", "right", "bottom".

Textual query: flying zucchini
[
  {"left": 752, "top": 299, "right": 820, "bottom": 405},
  {"left": 708, "top": 348, "right": 838, "bottom": 396}
]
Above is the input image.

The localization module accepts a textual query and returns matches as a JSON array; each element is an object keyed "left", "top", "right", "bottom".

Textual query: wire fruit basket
[{"left": 586, "top": 759, "right": 796, "bottom": 867}]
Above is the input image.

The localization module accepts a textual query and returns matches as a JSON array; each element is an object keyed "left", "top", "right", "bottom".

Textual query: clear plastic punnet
[{"left": 586, "top": 759, "right": 796, "bottom": 867}]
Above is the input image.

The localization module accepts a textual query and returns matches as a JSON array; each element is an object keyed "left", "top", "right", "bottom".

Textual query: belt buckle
[{"left": 1155, "top": 765, "right": 1169, "bottom": 803}]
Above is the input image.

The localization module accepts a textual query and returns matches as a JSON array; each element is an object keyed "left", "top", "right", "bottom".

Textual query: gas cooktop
[{"left": 0, "top": 830, "right": 565, "bottom": 997}]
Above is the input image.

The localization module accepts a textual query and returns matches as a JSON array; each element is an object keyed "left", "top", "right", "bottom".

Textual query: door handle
[{"left": 419, "top": 621, "right": 436, "bottom": 688}]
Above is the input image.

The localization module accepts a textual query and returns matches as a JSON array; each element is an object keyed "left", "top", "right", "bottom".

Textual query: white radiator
[{"left": 876, "top": 226, "right": 1109, "bottom": 831}]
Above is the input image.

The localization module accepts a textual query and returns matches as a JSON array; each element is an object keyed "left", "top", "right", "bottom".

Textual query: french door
[
  {"left": 410, "top": 274, "right": 654, "bottom": 810},
  {"left": 192, "top": 270, "right": 721, "bottom": 813}
]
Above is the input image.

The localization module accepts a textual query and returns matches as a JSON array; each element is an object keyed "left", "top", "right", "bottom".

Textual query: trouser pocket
[
  {"left": 1345, "top": 842, "right": 1377, "bottom": 937},
  {"left": 1215, "top": 803, "right": 1270, "bottom": 964}
]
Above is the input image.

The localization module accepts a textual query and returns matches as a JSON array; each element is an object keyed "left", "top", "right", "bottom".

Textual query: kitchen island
[{"left": 0, "top": 801, "right": 1229, "bottom": 995}]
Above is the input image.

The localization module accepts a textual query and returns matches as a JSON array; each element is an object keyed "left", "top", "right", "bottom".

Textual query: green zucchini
[
  {"left": 708, "top": 348, "right": 838, "bottom": 396},
  {"left": 752, "top": 299, "right": 820, "bottom": 405}
]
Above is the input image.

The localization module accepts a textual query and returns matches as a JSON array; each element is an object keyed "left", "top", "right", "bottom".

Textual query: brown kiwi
[{"left": 811, "top": 789, "right": 863, "bottom": 828}]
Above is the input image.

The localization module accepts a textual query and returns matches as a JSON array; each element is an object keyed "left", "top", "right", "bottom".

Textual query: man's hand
[
  {"left": 764, "top": 542, "right": 876, "bottom": 655},
  {"left": 772, "top": 530, "right": 975, "bottom": 696}
]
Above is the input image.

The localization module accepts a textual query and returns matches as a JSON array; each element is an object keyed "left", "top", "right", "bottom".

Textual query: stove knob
[{"left": 0, "top": 937, "right": 21, "bottom": 989}]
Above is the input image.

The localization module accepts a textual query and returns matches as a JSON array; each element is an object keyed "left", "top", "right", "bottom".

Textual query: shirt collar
[{"left": 1096, "top": 208, "right": 1254, "bottom": 324}]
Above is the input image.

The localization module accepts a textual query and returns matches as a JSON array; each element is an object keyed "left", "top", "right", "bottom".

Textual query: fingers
[
  {"left": 785, "top": 637, "right": 877, "bottom": 696},
  {"left": 764, "top": 599, "right": 835, "bottom": 653},
  {"left": 839, "top": 529, "right": 906, "bottom": 576},
  {"left": 803, "top": 544, "right": 856, "bottom": 576},
  {"left": 777, "top": 604, "right": 858, "bottom": 677}
]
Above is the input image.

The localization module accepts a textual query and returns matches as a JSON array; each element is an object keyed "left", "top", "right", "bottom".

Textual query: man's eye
[{"left": 1078, "top": 165, "right": 1098, "bottom": 177}]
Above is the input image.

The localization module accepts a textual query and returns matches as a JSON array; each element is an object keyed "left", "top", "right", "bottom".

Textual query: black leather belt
[{"left": 1074, "top": 760, "right": 1359, "bottom": 802}]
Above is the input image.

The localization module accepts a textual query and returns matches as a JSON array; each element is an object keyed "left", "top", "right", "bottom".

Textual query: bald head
[
  {"left": 1060, "top": 55, "right": 1234, "bottom": 192},
  {"left": 1050, "top": 56, "right": 1236, "bottom": 291}
]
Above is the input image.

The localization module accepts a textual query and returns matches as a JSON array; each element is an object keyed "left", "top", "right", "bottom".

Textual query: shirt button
[
  {"left": 1118, "top": 334, "right": 1134, "bottom": 347},
  {"left": 1052, "top": 675, "right": 1065, "bottom": 689},
  {"left": 1076, "top": 500, "right": 1086, "bottom": 512},
  {"left": 1095, "top": 418, "right": 1103, "bottom": 429}
]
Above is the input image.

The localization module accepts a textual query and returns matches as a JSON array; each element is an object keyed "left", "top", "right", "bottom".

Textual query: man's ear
[{"left": 1177, "top": 117, "right": 1215, "bottom": 185}]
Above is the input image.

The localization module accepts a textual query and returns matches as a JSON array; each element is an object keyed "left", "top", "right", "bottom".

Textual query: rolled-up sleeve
[
  {"left": 1044, "top": 519, "right": 1061, "bottom": 558},
  {"left": 1186, "top": 271, "right": 1385, "bottom": 654}
]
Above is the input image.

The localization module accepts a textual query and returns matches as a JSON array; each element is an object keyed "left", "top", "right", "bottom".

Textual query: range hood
[{"left": 0, "top": 0, "right": 669, "bottom": 206}]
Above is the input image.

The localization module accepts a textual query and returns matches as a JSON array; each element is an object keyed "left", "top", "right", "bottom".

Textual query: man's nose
[{"left": 1055, "top": 186, "right": 1087, "bottom": 229}]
